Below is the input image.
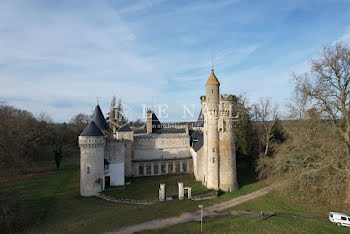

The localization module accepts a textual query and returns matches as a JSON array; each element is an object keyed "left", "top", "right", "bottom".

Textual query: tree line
[
  {"left": 234, "top": 42, "right": 350, "bottom": 207},
  {"left": 0, "top": 104, "right": 92, "bottom": 173}
]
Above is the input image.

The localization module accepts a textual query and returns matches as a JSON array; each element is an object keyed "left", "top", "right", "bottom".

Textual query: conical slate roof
[
  {"left": 151, "top": 112, "right": 163, "bottom": 133},
  {"left": 93, "top": 105, "right": 109, "bottom": 131},
  {"left": 81, "top": 121, "right": 104, "bottom": 136},
  {"left": 206, "top": 69, "right": 220, "bottom": 86},
  {"left": 117, "top": 123, "right": 133, "bottom": 132}
]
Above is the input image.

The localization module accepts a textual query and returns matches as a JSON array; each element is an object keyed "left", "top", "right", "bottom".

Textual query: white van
[{"left": 329, "top": 212, "right": 350, "bottom": 227}]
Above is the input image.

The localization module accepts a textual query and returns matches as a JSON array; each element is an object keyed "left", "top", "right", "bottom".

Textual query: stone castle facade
[{"left": 79, "top": 69, "right": 238, "bottom": 196}]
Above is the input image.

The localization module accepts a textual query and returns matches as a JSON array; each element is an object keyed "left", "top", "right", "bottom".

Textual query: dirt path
[
  {"left": 108, "top": 183, "right": 279, "bottom": 234},
  {"left": 0, "top": 168, "right": 54, "bottom": 183}
]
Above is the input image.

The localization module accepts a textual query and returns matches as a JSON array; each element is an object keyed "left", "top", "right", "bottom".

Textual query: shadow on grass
[{"left": 237, "top": 156, "right": 258, "bottom": 188}]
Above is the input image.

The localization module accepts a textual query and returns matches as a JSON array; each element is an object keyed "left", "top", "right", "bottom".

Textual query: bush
[
  {"left": 257, "top": 117, "right": 350, "bottom": 206},
  {"left": 0, "top": 187, "right": 29, "bottom": 233}
]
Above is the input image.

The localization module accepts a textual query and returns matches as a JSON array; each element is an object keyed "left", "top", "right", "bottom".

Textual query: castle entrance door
[{"left": 105, "top": 176, "right": 110, "bottom": 187}]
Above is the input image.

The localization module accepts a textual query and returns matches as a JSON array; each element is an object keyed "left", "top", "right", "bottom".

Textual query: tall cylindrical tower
[
  {"left": 219, "top": 95, "right": 238, "bottom": 191},
  {"left": 205, "top": 69, "right": 220, "bottom": 190},
  {"left": 79, "top": 121, "right": 106, "bottom": 197}
]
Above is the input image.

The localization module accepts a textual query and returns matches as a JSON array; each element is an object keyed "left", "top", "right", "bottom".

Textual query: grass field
[
  {"left": 3, "top": 156, "right": 346, "bottom": 233},
  {"left": 103, "top": 174, "right": 212, "bottom": 200},
  {"left": 146, "top": 187, "right": 350, "bottom": 233},
  {"left": 1, "top": 157, "right": 268, "bottom": 233},
  {"left": 143, "top": 215, "right": 348, "bottom": 234}
]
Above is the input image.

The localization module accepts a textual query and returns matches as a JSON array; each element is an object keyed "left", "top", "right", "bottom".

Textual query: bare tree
[
  {"left": 293, "top": 43, "right": 350, "bottom": 153},
  {"left": 286, "top": 88, "right": 309, "bottom": 120},
  {"left": 70, "top": 113, "right": 90, "bottom": 134},
  {"left": 253, "top": 97, "right": 279, "bottom": 156},
  {"left": 111, "top": 96, "right": 116, "bottom": 109}
]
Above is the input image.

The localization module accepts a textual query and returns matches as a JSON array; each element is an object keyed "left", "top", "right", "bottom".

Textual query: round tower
[
  {"left": 79, "top": 121, "right": 106, "bottom": 197},
  {"left": 219, "top": 95, "right": 238, "bottom": 191},
  {"left": 205, "top": 69, "right": 220, "bottom": 190}
]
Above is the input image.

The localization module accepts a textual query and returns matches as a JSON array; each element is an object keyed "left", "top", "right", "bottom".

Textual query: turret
[
  {"left": 219, "top": 94, "right": 238, "bottom": 191},
  {"left": 205, "top": 69, "right": 220, "bottom": 189},
  {"left": 79, "top": 121, "right": 106, "bottom": 196}
]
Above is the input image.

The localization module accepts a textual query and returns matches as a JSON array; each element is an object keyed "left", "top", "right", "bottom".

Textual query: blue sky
[{"left": 1, "top": 0, "right": 350, "bottom": 122}]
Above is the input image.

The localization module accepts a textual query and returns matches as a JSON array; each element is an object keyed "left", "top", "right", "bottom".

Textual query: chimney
[
  {"left": 185, "top": 123, "right": 189, "bottom": 135},
  {"left": 147, "top": 109, "right": 153, "bottom": 134}
]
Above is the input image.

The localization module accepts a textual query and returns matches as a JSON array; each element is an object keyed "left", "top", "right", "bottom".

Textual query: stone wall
[
  {"left": 191, "top": 145, "right": 205, "bottom": 182},
  {"left": 115, "top": 131, "right": 134, "bottom": 141},
  {"left": 79, "top": 136, "right": 105, "bottom": 196},
  {"left": 218, "top": 99, "right": 238, "bottom": 191},
  {"left": 131, "top": 157, "right": 192, "bottom": 177},
  {"left": 104, "top": 139, "right": 132, "bottom": 184},
  {"left": 133, "top": 134, "right": 190, "bottom": 161}
]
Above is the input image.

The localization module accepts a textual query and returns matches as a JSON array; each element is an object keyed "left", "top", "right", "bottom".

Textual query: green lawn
[
  {"left": 224, "top": 190, "right": 348, "bottom": 217},
  {"left": 144, "top": 216, "right": 348, "bottom": 234},
  {"left": 1, "top": 158, "right": 268, "bottom": 233},
  {"left": 146, "top": 186, "right": 350, "bottom": 233},
  {"left": 103, "top": 174, "right": 212, "bottom": 200}
]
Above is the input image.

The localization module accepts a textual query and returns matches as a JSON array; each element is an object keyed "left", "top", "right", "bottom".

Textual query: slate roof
[
  {"left": 134, "top": 126, "right": 147, "bottom": 134},
  {"left": 157, "top": 128, "right": 186, "bottom": 134},
  {"left": 117, "top": 123, "right": 133, "bottom": 132},
  {"left": 190, "top": 130, "right": 203, "bottom": 152},
  {"left": 196, "top": 110, "right": 204, "bottom": 127},
  {"left": 151, "top": 112, "right": 163, "bottom": 133},
  {"left": 93, "top": 105, "right": 109, "bottom": 131},
  {"left": 81, "top": 121, "right": 104, "bottom": 136}
]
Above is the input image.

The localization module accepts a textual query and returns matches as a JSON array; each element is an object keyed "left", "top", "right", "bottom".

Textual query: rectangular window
[
  {"left": 139, "top": 164, "right": 144, "bottom": 175},
  {"left": 161, "top": 163, "right": 166, "bottom": 174},
  {"left": 154, "top": 163, "right": 159, "bottom": 174},
  {"left": 212, "top": 148, "right": 215, "bottom": 152},
  {"left": 87, "top": 167, "right": 90, "bottom": 174},
  {"left": 175, "top": 162, "right": 180, "bottom": 172},
  {"left": 212, "top": 157, "right": 216, "bottom": 163},
  {"left": 182, "top": 161, "right": 187, "bottom": 172},
  {"left": 146, "top": 163, "right": 152, "bottom": 175},
  {"left": 168, "top": 162, "right": 173, "bottom": 173}
]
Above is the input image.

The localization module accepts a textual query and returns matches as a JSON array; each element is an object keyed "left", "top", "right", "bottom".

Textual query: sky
[{"left": 1, "top": 0, "right": 350, "bottom": 123}]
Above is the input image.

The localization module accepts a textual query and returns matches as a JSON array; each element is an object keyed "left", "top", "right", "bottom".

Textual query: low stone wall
[
  {"left": 97, "top": 191, "right": 218, "bottom": 204},
  {"left": 96, "top": 193, "right": 158, "bottom": 205},
  {"left": 191, "top": 191, "right": 218, "bottom": 201}
]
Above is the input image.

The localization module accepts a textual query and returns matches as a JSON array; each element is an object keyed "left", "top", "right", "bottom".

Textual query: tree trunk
[{"left": 264, "top": 134, "right": 269, "bottom": 156}]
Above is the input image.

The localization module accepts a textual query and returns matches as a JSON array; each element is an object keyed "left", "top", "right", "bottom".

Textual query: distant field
[{"left": 1, "top": 158, "right": 267, "bottom": 233}]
